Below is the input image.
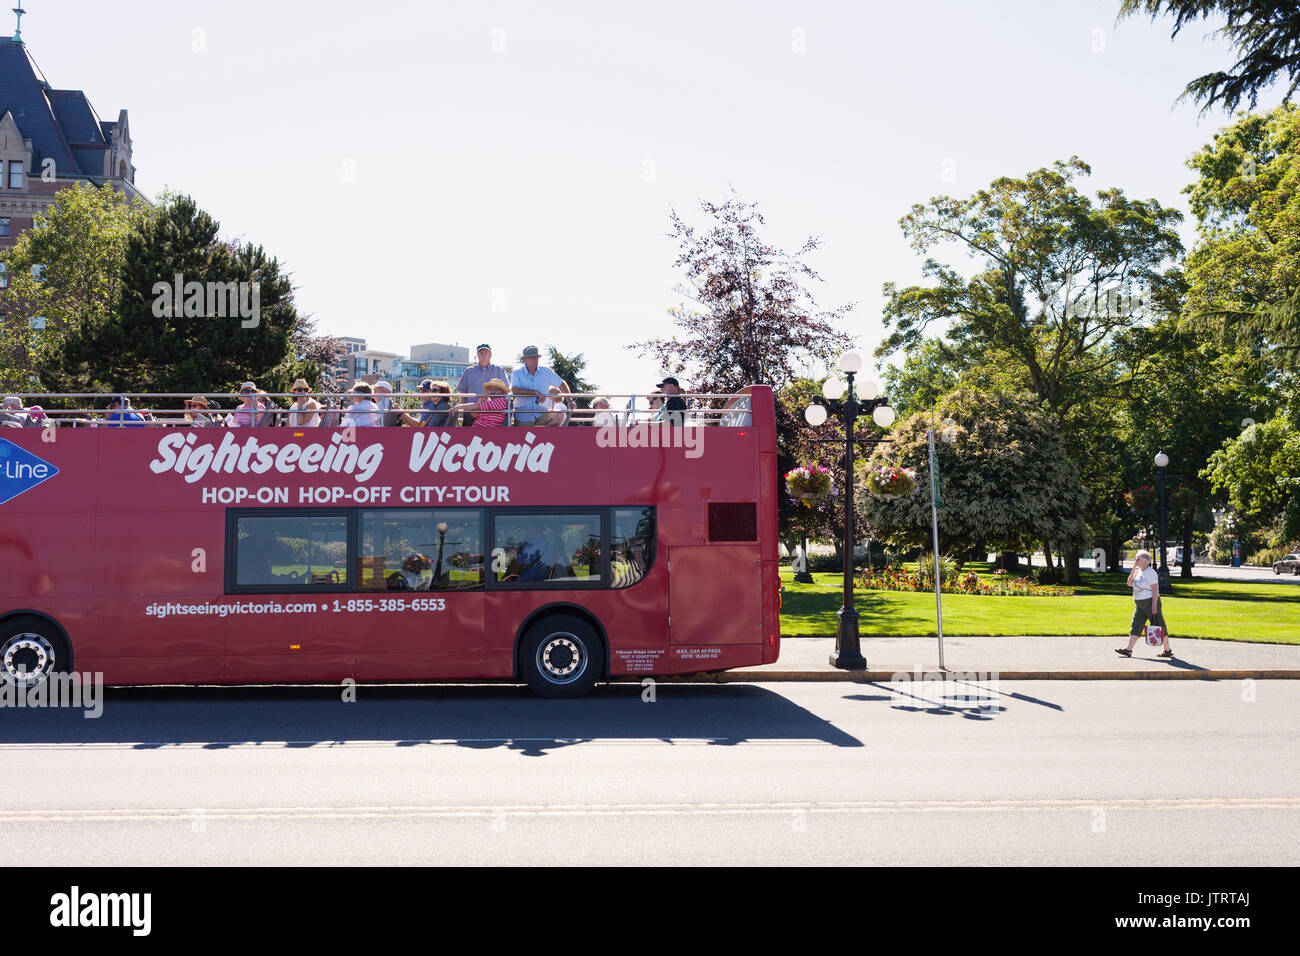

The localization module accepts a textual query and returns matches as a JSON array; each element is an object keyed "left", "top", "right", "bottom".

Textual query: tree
[
  {"left": 878, "top": 158, "right": 1183, "bottom": 419},
  {"left": 877, "top": 158, "right": 1184, "bottom": 580},
  {"left": 37, "top": 194, "right": 300, "bottom": 396},
  {"left": 0, "top": 182, "right": 150, "bottom": 390},
  {"left": 856, "top": 391, "right": 1088, "bottom": 563},
  {"left": 632, "top": 189, "right": 852, "bottom": 396},
  {"left": 1182, "top": 104, "right": 1300, "bottom": 369},
  {"left": 261, "top": 317, "right": 346, "bottom": 394},
  {"left": 1204, "top": 413, "right": 1300, "bottom": 542},
  {"left": 1118, "top": 1, "right": 1300, "bottom": 113},
  {"left": 1125, "top": 320, "right": 1278, "bottom": 574},
  {"left": 546, "top": 345, "right": 597, "bottom": 408}
]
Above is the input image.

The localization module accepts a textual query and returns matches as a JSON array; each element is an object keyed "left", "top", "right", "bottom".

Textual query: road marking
[{"left": 0, "top": 796, "right": 1295, "bottom": 823}]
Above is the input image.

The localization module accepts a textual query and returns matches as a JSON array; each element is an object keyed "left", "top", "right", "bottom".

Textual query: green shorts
[{"left": 1130, "top": 598, "right": 1168, "bottom": 637}]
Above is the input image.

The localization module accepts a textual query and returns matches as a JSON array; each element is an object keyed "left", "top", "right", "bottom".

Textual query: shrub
[
  {"left": 1032, "top": 566, "right": 1065, "bottom": 585},
  {"left": 917, "top": 552, "right": 959, "bottom": 587}
]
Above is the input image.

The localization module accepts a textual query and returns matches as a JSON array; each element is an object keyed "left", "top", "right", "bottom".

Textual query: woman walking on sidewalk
[{"left": 1116, "top": 550, "right": 1173, "bottom": 658}]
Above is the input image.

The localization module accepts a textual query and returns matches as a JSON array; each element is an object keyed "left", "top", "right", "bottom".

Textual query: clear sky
[{"left": 17, "top": 0, "right": 1287, "bottom": 393}]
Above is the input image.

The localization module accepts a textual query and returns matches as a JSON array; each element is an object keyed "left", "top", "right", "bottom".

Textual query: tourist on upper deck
[
  {"left": 1, "top": 396, "right": 32, "bottom": 427},
  {"left": 184, "top": 396, "right": 221, "bottom": 427},
  {"left": 646, "top": 391, "right": 664, "bottom": 422},
  {"left": 255, "top": 389, "right": 284, "bottom": 427},
  {"left": 590, "top": 396, "right": 617, "bottom": 429},
  {"left": 228, "top": 382, "right": 264, "bottom": 427},
  {"left": 344, "top": 381, "right": 383, "bottom": 427},
  {"left": 657, "top": 377, "right": 687, "bottom": 426},
  {"left": 456, "top": 344, "right": 507, "bottom": 425},
  {"left": 510, "top": 345, "right": 571, "bottom": 426},
  {"left": 452, "top": 378, "right": 509, "bottom": 428},
  {"left": 534, "top": 386, "right": 570, "bottom": 427},
  {"left": 105, "top": 396, "right": 151, "bottom": 427},
  {"left": 287, "top": 380, "right": 322, "bottom": 427},
  {"left": 402, "top": 379, "right": 452, "bottom": 427},
  {"left": 372, "top": 380, "right": 401, "bottom": 427}
]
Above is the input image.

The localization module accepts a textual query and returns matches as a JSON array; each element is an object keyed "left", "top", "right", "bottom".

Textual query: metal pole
[
  {"left": 929, "top": 423, "right": 945, "bottom": 671},
  {"left": 1158, "top": 465, "right": 1170, "bottom": 590},
  {"left": 830, "top": 370, "right": 865, "bottom": 670}
]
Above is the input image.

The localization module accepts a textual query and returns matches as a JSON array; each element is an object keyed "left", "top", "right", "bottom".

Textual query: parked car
[
  {"left": 1273, "top": 553, "right": 1300, "bottom": 575},
  {"left": 1173, "top": 546, "right": 1195, "bottom": 567}
]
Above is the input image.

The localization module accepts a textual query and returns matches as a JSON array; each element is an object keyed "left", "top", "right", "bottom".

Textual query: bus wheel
[
  {"left": 1, "top": 616, "right": 70, "bottom": 688},
  {"left": 521, "top": 614, "right": 604, "bottom": 699}
]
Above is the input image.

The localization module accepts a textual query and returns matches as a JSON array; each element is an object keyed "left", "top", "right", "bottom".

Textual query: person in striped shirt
[{"left": 452, "top": 378, "right": 510, "bottom": 427}]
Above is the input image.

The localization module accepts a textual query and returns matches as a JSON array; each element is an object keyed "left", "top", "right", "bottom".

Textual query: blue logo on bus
[{"left": 0, "top": 439, "right": 60, "bottom": 506}]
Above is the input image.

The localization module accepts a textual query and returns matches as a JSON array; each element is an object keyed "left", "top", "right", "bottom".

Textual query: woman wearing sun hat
[
  {"left": 287, "top": 379, "right": 323, "bottom": 427},
  {"left": 452, "top": 378, "right": 509, "bottom": 427},
  {"left": 184, "top": 396, "right": 220, "bottom": 427}
]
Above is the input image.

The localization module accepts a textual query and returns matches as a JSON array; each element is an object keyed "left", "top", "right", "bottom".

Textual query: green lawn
[{"left": 779, "top": 565, "right": 1300, "bottom": 644}]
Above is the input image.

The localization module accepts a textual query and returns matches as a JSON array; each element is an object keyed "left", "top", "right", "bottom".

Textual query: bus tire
[
  {"left": 520, "top": 614, "right": 603, "bottom": 699},
  {"left": 0, "top": 615, "right": 71, "bottom": 689}
]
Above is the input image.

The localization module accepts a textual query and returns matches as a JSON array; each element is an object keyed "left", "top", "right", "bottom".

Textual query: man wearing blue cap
[{"left": 456, "top": 343, "right": 507, "bottom": 425}]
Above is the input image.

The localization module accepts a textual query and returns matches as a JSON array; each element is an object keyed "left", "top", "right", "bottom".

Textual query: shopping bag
[{"left": 1144, "top": 625, "right": 1165, "bottom": 646}]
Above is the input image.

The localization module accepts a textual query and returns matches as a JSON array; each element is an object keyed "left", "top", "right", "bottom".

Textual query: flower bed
[{"left": 857, "top": 567, "right": 1075, "bottom": 596}]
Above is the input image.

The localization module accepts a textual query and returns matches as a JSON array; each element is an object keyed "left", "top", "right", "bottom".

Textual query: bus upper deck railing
[{"left": 0, "top": 391, "right": 759, "bottom": 429}]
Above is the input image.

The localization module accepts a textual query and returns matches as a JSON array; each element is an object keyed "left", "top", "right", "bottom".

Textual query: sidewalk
[{"left": 635, "top": 635, "right": 1300, "bottom": 682}]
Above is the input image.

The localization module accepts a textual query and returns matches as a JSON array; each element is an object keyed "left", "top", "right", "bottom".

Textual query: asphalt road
[{"left": 2, "top": 681, "right": 1296, "bottom": 865}]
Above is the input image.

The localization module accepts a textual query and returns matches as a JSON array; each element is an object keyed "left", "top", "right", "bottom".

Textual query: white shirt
[
  {"left": 1131, "top": 566, "right": 1159, "bottom": 600},
  {"left": 345, "top": 399, "right": 382, "bottom": 427},
  {"left": 592, "top": 410, "right": 617, "bottom": 428},
  {"left": 288, "top": 402, "right": 321, "bottom": 428}
]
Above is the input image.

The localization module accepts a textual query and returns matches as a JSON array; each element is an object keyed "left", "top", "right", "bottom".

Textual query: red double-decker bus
[{"left": 0, "top": 387, "right": 779, "bottom": 697}]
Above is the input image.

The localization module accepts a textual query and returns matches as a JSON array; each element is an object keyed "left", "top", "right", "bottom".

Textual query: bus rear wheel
[
  {"left": 1, "top": 616, "right": 71, "bottom": 688},
  {"left": 520, "top": 614, "right": 604, "bottom": 699}
]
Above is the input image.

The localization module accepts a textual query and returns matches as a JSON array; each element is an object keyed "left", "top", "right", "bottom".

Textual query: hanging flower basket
[
  {"left": 1125, "top": 485, "right": 1156, "bottom": 515},
  {"left": 402, "top": 553, "right": 432, "bottom": 574},
  {"left": 865, "top": 464, "right": 915, "bottom": 499},
  {"left": 786, "top": 465, "right": 833, "bottom": 507}
]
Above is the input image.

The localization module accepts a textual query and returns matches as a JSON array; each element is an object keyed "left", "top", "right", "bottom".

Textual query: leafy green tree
[
  {"left": 877, "top": 158, "right": 1184, "bottom": 580},
  {"left": 878, "top": 157, "right": 1183, "bottom": 419},
  {"left": 1204, "top": 413, "right": 1300, "bottom": 542},
  {"left": 38, "top": 194, "right": 299, "bottom": 396},
  {"left": 1117, "top": 1, "right": 1300, "bottom": 113},
  {"left": 0, "top": 182, "right": 150, "bottom": 390},
  {"left": 1182, "top": 104, "right": 1300, "bottom": 369},
  {"left": 856, "top": 391, "right": 1088, "bottom": 564},
  {"left": 1124, "top": 319, "right": 1278, "bottom": 574}
]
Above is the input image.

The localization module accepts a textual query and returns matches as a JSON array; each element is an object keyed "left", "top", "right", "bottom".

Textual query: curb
[{"left": 610, "top": 669, "right": 1300, "bottom": 683}]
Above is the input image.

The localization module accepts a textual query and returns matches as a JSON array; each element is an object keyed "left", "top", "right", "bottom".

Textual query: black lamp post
[
  {"left": 805, "top": 351, "right": 896, "bottom": 671},
  {"left": 1154, "top": 451, "right": 1171, "bottom": 590}
]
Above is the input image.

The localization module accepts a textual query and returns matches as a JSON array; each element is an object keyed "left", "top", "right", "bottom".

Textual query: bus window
[
  {"left": 611, "top": 507, "right": 656, "bottom": 588},
  {"left": 358, "top": 509, "right": 484, "bottom": 591},
  {"left": 234, "top": 514, "right": 349, "bottom": 589},
  {"left": 493, "top": 514, "right": 602, "bottom": 586}
]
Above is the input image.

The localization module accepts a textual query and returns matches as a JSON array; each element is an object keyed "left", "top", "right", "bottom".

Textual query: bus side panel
[
  {"left": 668, "top": 545, "right": 762, "bottom": 648},
  {"left": 0, "top": 513, "right": 97, "bottom": 600},
  {"left": 759, "top": 437, "right": 781, "bottom": 665},
  {"left": 356, "top": 592, "right": 486, "bottom": 680}
]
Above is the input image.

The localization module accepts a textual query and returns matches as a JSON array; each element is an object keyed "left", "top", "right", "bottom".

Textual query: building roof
[{"left": 0, "top": 38, "right": 119, "bottom": 178}]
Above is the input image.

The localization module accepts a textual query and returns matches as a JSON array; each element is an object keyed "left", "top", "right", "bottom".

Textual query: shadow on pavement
[
  {"left": 0, "top": 683, "right": 863, "bottom": 754},
  {"left": 844, "top": 678, "right": 1067, "bottom": 720}
]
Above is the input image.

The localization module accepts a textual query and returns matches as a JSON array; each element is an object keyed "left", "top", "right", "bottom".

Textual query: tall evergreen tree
[
  {"left": 1118, "top": 1, "right": 1300, "bottom": 113},
  {"left": 39, "top": 194, "right": 299, "bottom": 397}
]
